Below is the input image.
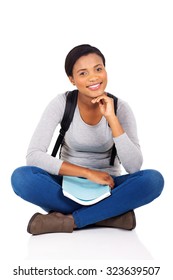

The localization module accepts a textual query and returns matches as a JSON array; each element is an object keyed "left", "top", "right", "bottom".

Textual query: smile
[{"left": 87, "top": 83, "right": 101, "bottom": 90}]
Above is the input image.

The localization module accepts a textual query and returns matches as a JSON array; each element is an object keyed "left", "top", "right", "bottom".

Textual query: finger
[
  {"left": 109, "top": 179, "right": 115, "bottom": 189},
  {"left": 91, "top": 95, "right": 109, "bottom": 104},
  {"left": 106, "top": 176, "right": 115, "bottom": 189},
  {"left": 98, "top": 99, "right": 105, "bottom": 106}
]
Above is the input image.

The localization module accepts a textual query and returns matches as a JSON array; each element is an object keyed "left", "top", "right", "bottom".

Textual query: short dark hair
[{"left": 65, "top": 44, "right": 106, "bottom": 77}]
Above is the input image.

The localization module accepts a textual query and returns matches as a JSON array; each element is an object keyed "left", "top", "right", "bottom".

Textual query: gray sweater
[{"left": 26, "top": 92, "right": 143, "bottom": 176}]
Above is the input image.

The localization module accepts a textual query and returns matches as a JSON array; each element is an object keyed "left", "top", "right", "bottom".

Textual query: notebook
[{"left": 62, "top": 176, "right": 111, "bottom": 205}]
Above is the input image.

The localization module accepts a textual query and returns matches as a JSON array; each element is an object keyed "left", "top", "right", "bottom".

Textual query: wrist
[
  {"left": 83, "top": 168, "right": 92, "bottom": 179},
  {"left": 107, "top": 115, "right": 124, "bottom": 137},
  {"left": 106, "top": 113, "right": 117, "bottom": 123}
]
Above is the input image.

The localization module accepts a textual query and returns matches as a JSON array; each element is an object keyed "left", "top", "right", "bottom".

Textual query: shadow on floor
[{"left": 26, "top": 227, "right": 153, "bottom": 260}]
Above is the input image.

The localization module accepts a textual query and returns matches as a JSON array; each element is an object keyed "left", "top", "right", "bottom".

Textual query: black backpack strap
[
  {"left": 51, "top": 90, "right": 78, "bottom": 157},
  {"left": 107, "top": 93, "right": 118, "bottom": 166}
]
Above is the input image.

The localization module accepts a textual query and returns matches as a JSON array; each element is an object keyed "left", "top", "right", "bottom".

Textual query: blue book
[{"left": 62, "top": 176, "right": 111, "bottom": 205}]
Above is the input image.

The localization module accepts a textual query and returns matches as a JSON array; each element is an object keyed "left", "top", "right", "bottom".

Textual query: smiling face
[{"left": 69, "top": 53, "right": 108, "bottom": 100}]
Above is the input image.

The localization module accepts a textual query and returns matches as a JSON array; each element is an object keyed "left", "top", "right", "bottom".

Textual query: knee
[
  {"left": 11, "top": 166, "right": 31, "bottom": 196},
  {"left": 143, "top": 169, "right": 164, "bottom": 198}
]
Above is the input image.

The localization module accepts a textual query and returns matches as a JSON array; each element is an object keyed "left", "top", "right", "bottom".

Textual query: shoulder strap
[
  {"left": 51, "top": 90, "right": 78, "bottom": 157},
  {"left": 107, "top": 93, "right": 118, "bottom": 166}
]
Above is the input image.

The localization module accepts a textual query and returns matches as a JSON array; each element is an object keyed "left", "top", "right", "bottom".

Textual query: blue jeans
[{"left": 11, "top": 166, "right": 164, "bottom": 228}]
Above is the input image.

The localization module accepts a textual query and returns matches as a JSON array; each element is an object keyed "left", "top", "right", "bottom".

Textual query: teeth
[{"left": 89, "top": 84, "right": 99, "bottom": 88}]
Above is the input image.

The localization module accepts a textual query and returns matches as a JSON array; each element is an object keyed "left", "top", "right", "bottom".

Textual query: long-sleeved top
[{"left": 26, "top": 92, "right": 143, "bottom": 176}]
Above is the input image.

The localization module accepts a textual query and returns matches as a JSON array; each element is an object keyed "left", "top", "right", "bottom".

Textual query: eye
[
  {"left": 79, "top": 71, "right": 87, "bottom": 76},
  {"left": 96, "top": 67, "right": 103, "bottom": 72}
]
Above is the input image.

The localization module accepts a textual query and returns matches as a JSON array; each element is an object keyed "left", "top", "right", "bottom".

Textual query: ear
[{"left": 69, "top": 76, "right": 75, "bottom": 86}]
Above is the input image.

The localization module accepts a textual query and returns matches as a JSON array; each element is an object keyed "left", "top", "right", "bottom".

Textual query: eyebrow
[{"left": 76, "top": 64, "right": 103, "bottom": 73}]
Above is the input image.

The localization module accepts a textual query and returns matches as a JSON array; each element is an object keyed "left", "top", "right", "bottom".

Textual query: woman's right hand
[
  {"left": 86, "top": 169, "right": 115, "bottom": 189},
  {"left": 59, "top": 162, "right": 115, "bottom": 189}
]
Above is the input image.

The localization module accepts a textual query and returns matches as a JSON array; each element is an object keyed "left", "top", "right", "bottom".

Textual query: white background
[{"left": 0, "top": 0, "right": 173, "bottom": 279}]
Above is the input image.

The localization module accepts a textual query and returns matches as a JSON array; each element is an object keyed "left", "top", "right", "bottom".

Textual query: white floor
[
  {"left": 2, "top": 195, "right": 170, "bottom": 262},
  {"left": 1, "top": 164, "right": 171, "bottom": 261}
]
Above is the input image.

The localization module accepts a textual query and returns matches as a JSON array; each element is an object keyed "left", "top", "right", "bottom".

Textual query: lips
[{"left": 87, "top": 83, "right": 101, "bottom": 90}]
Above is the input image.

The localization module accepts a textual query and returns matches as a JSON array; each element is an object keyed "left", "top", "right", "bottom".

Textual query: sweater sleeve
[
  {"left": 26, "top": 93, "right": 66, "bottom": 175},
  {"left": 113, "top": 99, "right": 143, "bottom": 173}
]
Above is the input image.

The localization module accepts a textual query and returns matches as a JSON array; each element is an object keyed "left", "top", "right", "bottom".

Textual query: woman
[{"left": 11, "top": 44, "right": 164, "bottom": 235}]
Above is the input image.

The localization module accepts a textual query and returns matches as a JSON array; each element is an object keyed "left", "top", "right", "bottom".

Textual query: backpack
[{"left": 51, "top": 90, "right": 118, "bottom": 166}]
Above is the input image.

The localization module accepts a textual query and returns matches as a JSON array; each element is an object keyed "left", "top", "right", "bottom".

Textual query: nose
[{"left": 88, "top": 73, "right": 99, "bottom": 82}]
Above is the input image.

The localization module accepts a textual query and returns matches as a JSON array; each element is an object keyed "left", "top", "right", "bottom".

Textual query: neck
[
  {"left": 77, "top": 91, "right": 102, "bottom": 125},
  {"left": 77, "top": 92, "right": 98, "bottom": 110}
]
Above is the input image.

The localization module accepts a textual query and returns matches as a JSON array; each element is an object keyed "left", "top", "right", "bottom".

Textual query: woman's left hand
[
  {"left": 92, "top": 93, "right": 124, "bottom": 137},
  {"left": 91, "top": 94, "right": 115, "bottom": 119}
]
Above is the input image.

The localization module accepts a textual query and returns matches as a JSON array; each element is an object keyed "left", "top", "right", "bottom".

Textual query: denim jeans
[{"left": 11, "top": 166, "right": 164, "bottom": 228}]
